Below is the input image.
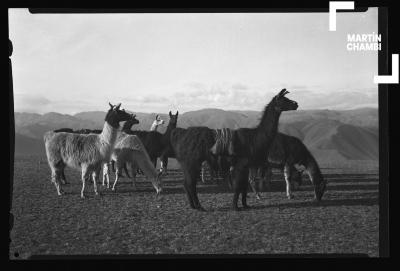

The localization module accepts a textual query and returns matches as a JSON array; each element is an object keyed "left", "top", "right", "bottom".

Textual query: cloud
[
  {"left": 14, "top": 93, "right": 52, "bottom": 113},
  {"left": 13, "top": 93, "right": 107, "bottom": 114},
  {"left": 290, "top": 89, "right": 378, "bottom": 110},
  {"left": 13, "top": 84, "right": 378, "bottom": 115}
]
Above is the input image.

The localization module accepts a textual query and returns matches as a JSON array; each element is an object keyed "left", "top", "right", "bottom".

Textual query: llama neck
[
  {"left": 122, "top": 122, "right": 133, "bottom": 132},
  {"left": 150, "top": 121, "right": 159, "bottom": 131},
  {"left": 256, "top": 105, "right": 281, "bottom": 139},
  {"left": 99, "top": 122, "right": 119, "bottom": 146},
  {"left": 161, "top": 122, "right": 175, "bottom": 144},
  {"left": 163, "top": 122, "right": 175, "bottom": 137}
]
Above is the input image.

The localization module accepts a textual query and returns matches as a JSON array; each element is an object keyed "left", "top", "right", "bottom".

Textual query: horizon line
[{"left": 14, "top": 106, "right": 379, "bottom": 116}]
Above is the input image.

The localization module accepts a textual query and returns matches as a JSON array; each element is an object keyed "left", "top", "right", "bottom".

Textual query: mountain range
[{"left": 13, "top": 107, "right": 379, "bottom": 168}]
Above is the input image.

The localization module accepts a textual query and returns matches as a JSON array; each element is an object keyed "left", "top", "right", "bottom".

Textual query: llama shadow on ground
[
  {"left": 211, "top": 196, "right": 379, "bottom": 212},
  {"left": 151, "top": 180, "right": 379, "bottom": 195},
  {"left": 80, "top": 170, "right": 379, "bottom": 196}
]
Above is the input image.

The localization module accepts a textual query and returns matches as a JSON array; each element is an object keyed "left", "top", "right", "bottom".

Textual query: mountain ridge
[{"left": 14, "top": 108, "right": 379, "bottom": 167}]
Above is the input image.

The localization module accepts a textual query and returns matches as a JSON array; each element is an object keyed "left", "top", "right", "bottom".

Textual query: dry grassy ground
[{"left": 10, "top": 155, "right": 379, "bottom": 258}]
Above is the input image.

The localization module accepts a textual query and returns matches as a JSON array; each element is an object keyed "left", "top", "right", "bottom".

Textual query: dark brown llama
[
  {"left": 249, "top": 132, "right": 327, "bottom": 201},
  {"left": 170, "top": 89, "right": 298, "bottom": 211},
  {"left": 123, "top": 111, "right": 179, "bottom": 176}
]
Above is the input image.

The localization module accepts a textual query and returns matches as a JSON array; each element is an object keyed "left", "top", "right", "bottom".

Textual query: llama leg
[
  {"left": 189, "top": 164, "right": 204, "bottom": 211},
  {"left": 223, "top": 170, "right": 232, "bottom": 190},
  {"left": 102, "top": 163, "right": 108, "bottom": 186},
  {"left": 81, "top": 166, "right": 90, "bottom": 198},
  {"left": 209, "top": 162, "right": 216, "bottom": 183},
  {"left": 111, "top": 160, "right": 116, "bottom": 173},
  {"left": 231, "top": 158, "right": 248, "bottom": 211},
  {"left": 226, "top": 166, "right": 234, "bottom": 189},
  {"left": 181, "top": 163, "right": 200, "bottom": 209},
  {"left": 92, "top": 168, "right": 100, "bottom": 196},
  {"left": 51, "top": 169, "right": 64, "bottom": 196},
  {"left": 291, "top": 169, "right": 302, "bottom": 191},
  {"left": 160, "top": 156, "right": 168, "bottom": 175},
  {"left": 248, "top": 167, "right": 261, "bottom": 200},
  {"left": 123, "top": 163, "right": 131, "bottom": 178},
  {"left": 231, "top": 174, "right": 241, "bottom": 211},
  {"left": 60, "top": 167, "right": 69, "bottom": 185},
  {"left": 183, "top": 181, "right": 196, "bottom": 209},
  {"left": 263, "top": 165, "right": 273, "bottom": 190},
  {"left": 201, "top": 163, "right": 206, "bottom": 183},
  {"left": 112, "top": 167, "right": 120, "bottom": 191},
  {"left": 129, "top": 162, "right": 137, "bottom": 189},
  {"left": 241, "top": 166, "right": 250, "bottom": 208},
  {"left": 106, "top": 163, "right": 111, "bottom": 188},
  {"left": 152, "top": 158, "right": 157, "bottom": 171},
  {"left": 284, "top": 164, "right": 293, "bottom": 199}
]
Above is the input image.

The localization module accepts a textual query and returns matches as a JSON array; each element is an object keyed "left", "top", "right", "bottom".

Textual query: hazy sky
[{"left": 9, "top": 9, "right": 378, "bottom": 114}]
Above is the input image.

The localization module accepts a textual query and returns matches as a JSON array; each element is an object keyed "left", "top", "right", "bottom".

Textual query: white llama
[{"left": 44, "top": 103, "right": 132, "bottom": 198}]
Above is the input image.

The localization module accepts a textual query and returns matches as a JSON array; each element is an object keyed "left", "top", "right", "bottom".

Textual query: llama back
[
  {"left": 283, "top": 134, "right": 315, "bottom": 166},
  {"left": 45, "top": 132, "right": 109, "bottom": 170},
  {"left": 113, "top": 134, "right": 158, "bottom": 178},
  {"left": 114, "top": 134, "right": 150, "bottom": 159}
]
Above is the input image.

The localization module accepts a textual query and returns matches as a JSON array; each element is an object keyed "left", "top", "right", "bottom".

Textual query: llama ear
[
  {"left": 278, "top": 89, "right": 287, "bottom": 96},
  {"left": 109, "top": 102, "right": 114, "bottom": 109},
  {"left": 176, "top": 111, "right": 179, "bottom": 116},
  {"left": 169, "top": 111, "right": 172, "bottom": 117},
  {"left": 115, "top": 103, "right": 121, "bottom": 110},
  {"left": 278, "top": 89, "right": 289, "bottom": 97}
]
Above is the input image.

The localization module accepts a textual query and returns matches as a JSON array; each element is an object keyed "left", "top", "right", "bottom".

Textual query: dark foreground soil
[{"left": 10, "top": 155, "right": 379, "bottom": 258}]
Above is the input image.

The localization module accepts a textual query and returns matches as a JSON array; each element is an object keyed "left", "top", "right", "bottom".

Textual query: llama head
[
  {"left": 154, "top": 114, "right": 165, "bottom": 126},
  {"left": 168, "top": 111, "right": 179, "bottom": 128},
  {"left": 105, "top": 103, "right": 132, "bottom": 128},
  {"left": 272, "top": 89, "right": 298, "bottom": 112},
  {"left": 122, "top": 113, "right": 140, "bottom": 131}
]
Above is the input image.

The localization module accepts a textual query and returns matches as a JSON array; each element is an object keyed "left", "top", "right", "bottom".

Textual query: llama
[
  {"left": 150, "top": 114, "right": 165, "bottom": 131},
  {"left": 51, "top": 115, "right": 161, "bottom": 194},
  {"left": 248, "top": 132, "right": 327, "bottom": 201},
  {"left": 101, "top": 115, "right": 140, "bottom": 187},
  {"left": 52, "top": 128, "right": 102, "bottom": 185},
  {"left": 128, "top": 111, "right": 179, "bottom": 172},
  {"left": 170, "top": 89, "right": 298, "bottom": 211},
  {"left": 44, "top": 103, "right": 132, "bottom": 198},
  {"left": 52, "top": 124, "right": 130, "bottom": 185},
  {"left": 107, "top": 133, "right": 162, "bottom": 195},
  {"left": 108, "top": 111, "right": 179, "bottom": 191}
]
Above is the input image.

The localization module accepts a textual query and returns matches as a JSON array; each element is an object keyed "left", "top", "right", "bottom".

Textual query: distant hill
[
  {"left": 15, "top": 134, "right": 46, "bottom": 155},
  {"left": 13, "top": 108, "right": 379, "bottom": 168}
]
